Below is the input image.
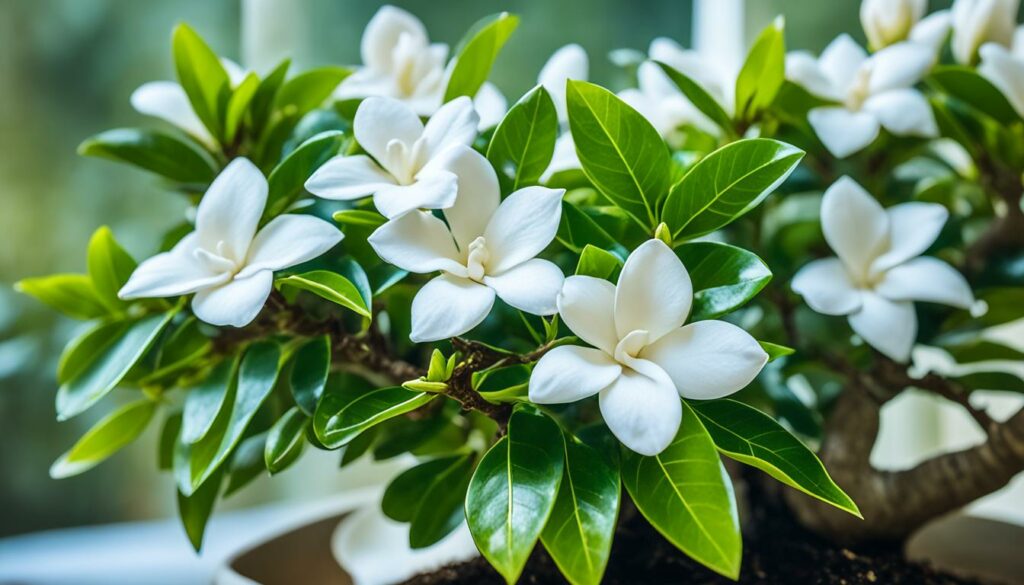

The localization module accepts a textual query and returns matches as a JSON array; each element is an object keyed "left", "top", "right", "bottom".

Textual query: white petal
[
  {"left": 334, "top": 69, "right": 398, "bottom": 101},
  {"left": 614, "top": 240, "right": 692, "bottom": 343},
  {"left": 435, "top": 146, "right": 501, "bottom": 250},
  {"left": 821, "top": 176, "right": 890, "bottom": 280},
  {"left": 410, "top": 274, "right": 495, "bottom": 342},
  {"left": 361, "top": 5, "right": 428, "bottom": 73},
  {"left": 848, "top": 291, "right": 917, "bottom": 362},
  {"left": 649, "top": 37, "right": 727, "bottom": 103},
  {"left": 538, "top": 44, "right": 589, "bottom": 123},
  {"left": 239, "top": 214, "right": 343, "bottom": 276},
  {"left": 791, "top": 257, "right": 863, "bottom": 316},
  {"left": 304, "top": 155, "right": 397, "bottom": 201},
  {"left": 599, "top": 366, "right": 681, "bottom": 456},
  {"left": 558, "top": 275, "right": 618, "bottom": 355},
  {"left": 482, "top": 186, "right": 565, "bottom": 273},
  {"left": 808, "top": 106, "right": 881, "bottom": 158},
  {"left": 421, "top": 96, "right": 479, "bottom": 158},
  {"left": 871, "top": 201, "right": 948, "bottom": 271},
  {"left": 819, "top": 34, "right": 868, "bottom": 93},
  {"left": 484, "top": 258, "right": 564, "bottom": 316},
  {"left": 785, "top": 52, "right": 839, "bottom": 100},
  {"left": 910, "top": 10, "right": 953, "bottom": 53},
  {"left": 195, "top": 158, "right": 268, "bottom": 263},
  {"left": 863, "top": 89, "right": 938, "bottom": 138},
  {"left": 191, "top": 270, "right": 274, "bottom": 328},
  {"left": 374, "top": 171, "right": 458, "bottom": 218},
  {"left": 951, "top": 0, "right": 1016, "bottom": 65},
  {"left": 540, "top": 132, "right": 580, "bottom": 182},
  {"left": 529, "top": 345, "right": 621, "bottom": 404},
  {"left": 130, "top": 81, "right": 213, "bottom": 145},
  {"left": 874, "top": 257, "right": 974, "bottom": 309},
  {"left": 868, "top": 42, "right": 935, "bottom": 94},
  {"left": 641, "top": 321, "right": 769, "bottom": 400},
  {"left": 354, "top": 97, "right": 425, "bottom": 165},
  {"left": 979, "top": 42, "right": 1024, "bottom": 117},
  {"left": 368, "top": 211, "right": 465, "bottom": 275},
  {"left": 119, "top": 234, "right": 228, "bottom": 299},
  {"left": 473, "top": 82, "right": 508, "bottom": 131}
]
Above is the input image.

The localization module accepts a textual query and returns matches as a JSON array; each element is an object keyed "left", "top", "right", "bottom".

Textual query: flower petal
[
  {"left": 871, "top": 201, "right": 948, "bottom": 272},
  {"left": 410, "top": 274, "right": 495, "bottom": 342},
  {"left": 614, "top": 239, "right": 692, "bottom": 343},
  {"left": 368, "top": 211, "right": 465, "bottom": 275},
  {"left": 875, "top": 257, "right": 974, "bottom": 309},
  {"left": 863, "top": 89, "right": 937, "bottom": 138},
  {"left": 538, "top": 44, "right": 589, "bottom": 123},
  {"left": 474, "top": 82, "right": 508, "bottom": 131},
  {"left": 195, "top": 158, "right": 268, "bottom": 263},
  {"left": 435, "top": 146, "right": 501, "bottom": 250},
  {"left": 910, "top": 10, "right": 953, "bottom": 53},
  {"left": 867, "top": 42, "right": 935, "bottom": 94},
  {"left": 979, "top": 42, "right": 1024, "bottom": 117},
  {"left": 808, "top": 106, "right": 881, "bottom": 158},
  {"left": 361, "top": 5, "right": 428, "bottom": 73},
  {"left": 354, "top": 97, "right": 425, "bottom": 165},
  {"left": 529, "top": 345, "right": 621, "bottom": 404},
  {"left": 191, "top": 270, "right": 274, "bottom": 328},
  {"left": 791, "top": 257, "right": 863, "bottom": 316},
  {"left": 130, "top": 81, "right": 213, "bottom": 145},
  {"left": 374, "top": 171, "right": 459, "bottom": 218},
  {"left": 819, "top": 34, "right": 868, "bottom": 93},
  {"left": 558, "top": 275, "right": 618, "bottom": 355},
  {"left": 239, "top": 214, "right": 343, "bottom": 276},
  {"left": 484, "top": 258, "right": 564, "bottom": 316},
  {"left": 785, "top": 52, "right": 839, "bottom": 100},
  {"left": 821, "top": 176, "right": 890, "bottom": 280},
  {"left": 848, "top": 291, "right": 917, "bottom": 362},
  {"left": 599, "top": 366, "right": 682, "bottom": 456},
  {"left": 334, "top": 70, "right": 397, "bottom": 101},
  {"left": 483, "top": 186, "right": 565, "bottom": 273},
  {"left": 304, "top": 155, "right": 397, "bottom": 201},
  {"left": 421, "top": 96, "right": 479, "bottom": 158},
  {"left": 119, "top": 234, "right": 228, "bottom": 299},
  {"left": 642, "top": 321, "right": 768, "bottom": 400}
]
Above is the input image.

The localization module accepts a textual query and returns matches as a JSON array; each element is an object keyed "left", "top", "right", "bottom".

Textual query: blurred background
[{"left": 5, "top": 0, "right": 1017, "bottom": 553}]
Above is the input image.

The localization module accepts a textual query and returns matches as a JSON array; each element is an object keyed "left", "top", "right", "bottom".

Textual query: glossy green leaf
[
  {"left": 567, "top": 80, "right": 669, "bottom": 228},
  {"left": 290, "top": 335, "right": 331, "bottom": 416},
  {"left": 620, "top": 401, "right": 741, "bottom": 579},
  {"left": 263, "top": 130, "right": 345, "bottom": 219},
  {"left": 557, "top": 201, "right": 626, "bottom": 256},
  {"left": 264, "top": 406, "right": 309, "bottom": 474},
  {"left": 929, "top": 66, "right": 1021, "bottom": 125},
  {"left": 16, "top": 274, "right": 108, "bottom": 321},
  {"left": 953, "top": 371, "right": 1024, "bottom": 393},
  {"left": 275, "top": 270, "right": 370, "bottom": 318},
  {"left": 78, "top": 128, "right": 218, "bottom": 183},
  {"left": 466, "top": 407, "right": 564, "bottom": 584},
  {"left": 444, "top": 12, "right": 519, "bottom": 102},
  {"left": 274, "top": 67, "right": 351, "bottom": 117},
  {"left": 224, "top": 72, "right": 260, "bottom": 143},
  {"left": 486, "top": 85, "right": 558, "bottom": 190},
  {"left": 249, "top": 58, "right": 291, "bottom": 135},
  {"left": 86, "top": 227, "right": 136, "bottom": 312},
  {"left": 57, "top": 320, "right": 127, "bottom": 384},
  {"left": 56, "top": 311, "right": 176, "bottom": 420},
  {"left": 383, "top": 454, "right": 476, "bottom": 548},
  {"left": 735, "top": 17, "right": 785, "bottom": 121},
  {"left": 654, "top": 61, "right": 733, "bottom": 133},
  {"left": 50, "top": 399, "right": 158, "bottom": 478},
  {"left": 662, "top": 138, "right": 803, "bottom": 240},
  {"left": 314, "top": 382, "right": 434, "bottom": 449},
  {"left": 146, "top": 317, "right": 212, "bottom": 382},
  {"left": 676, "top": 241, "right": 772, "bottom": 320},
  {"left": 177, "top": 467, "right": 223, "bottom": 552},
  {"left": 338, "top": 257, "right": 373, "bottom": 312},
  {"left": 158, "top": 412, "right": 183, "bottom": 471},
  {"left": 575, "top": 244, "right": 623, "bottom": 280},
  {"left": 180, "top": 357, "right": 237, "bottom": 444},
  {"left": 541, "top": 432, "right": 620, "bottom": 585},
  {"left": 224, "top": 433, "right": 268, "bottom": 497},
  {"left": 339, "top": 428, "right": 377, "bottom": 467},
  {"left": 693, "top": 399, "right": 860, "bottom": 517},
  {"left": 172, "top": 23, "right": 230, "bottom": 139}
]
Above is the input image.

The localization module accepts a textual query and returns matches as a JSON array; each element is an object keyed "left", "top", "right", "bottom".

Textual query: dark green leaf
[
  {"left": 486, "top": 85, "right": 558, "bottom": 190},
  {"left": 735, "top": 18, "right": 785, "bottom": 121},
  {"left": 338, "top": 257, "right": 373, "bottom": 312},
  {"left": 50, "top": 399, "right": 157, "bottom": 478},
  {"left": 275, "top": 270, "right": 370, "bottom": 318},
  {"left": 444, "top": 13, "right": 519, "bottom": 102},
  {"left": 78, "top": 128, "right": 218, "bottom": 183},
  {"left": 86, "top": 227, "right": 136, "bottom": 313},
  {"left": 557, "top": 201, "right": 627, "bottom": 256},
  {"left": 314, "top": 381, "right": 434, "bottom": 449},
  {"left": 181, "top": 357, "right": 236, "bottom": 444},
  {"left": 944, "top": 339, "right": 1024, "bottom": 363},
  {"left": 676, "top": 241, "right": 772, "bottom": 320},
  {"left": 264, "top": 406, "right": 308, "bottom": 474},
  {"left": 224, "top": 433, "right": 268, "bottom": 497},
  {"left": 57, "top": 320, "right": 128, "bottom": 384},
  {"left": 383, "top": 454, "right": 476, "bottom": 548},
  {"left": 177, "top": 467, "right": 223, "bottom": 551},
  {"left": 575, "top": 245, "right": 623, "bottom": 280},
  {"left": 263, "top": 130, "right": 345, "bottom": 220},
  {"left": 339, "top": 428, "right": 377, "bottom": 467},
  {"left": 654, "top": 61, "right": 733, "bottom": 133},
  {"left": 953, "top": 371, "right": 1024, "bottom": 393},
  {"left": 290, "top": 335, "right": 331, "bottom": 416},
  {"left": 158, "top": 412, "right": 183, "bottom": 471},
  {"left": 929, "top": 66, "right": 1021, "bottom": 125},
  {"left": 172, "top": 23, "right": 230, "bottom": 139}
]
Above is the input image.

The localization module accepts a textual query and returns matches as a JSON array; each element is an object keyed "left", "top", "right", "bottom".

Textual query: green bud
[{"left": 654, "top": 222, "right": 673, "bottom": 246}]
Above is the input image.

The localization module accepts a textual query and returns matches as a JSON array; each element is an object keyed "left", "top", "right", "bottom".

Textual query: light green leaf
[
  {"left": 290, "top": 335, "right": 331, "bottom": 416},
  {"left": 654, "top": 61, "right": 734, "bottom": 133},
  {"left": 273, "top": 66, "right": 351, "bottom": 118},
  {"left": 180, "top": 357, "right": 237, "bottom": 444},
  {"left": 314, "top": 382, "right": 434, "bottom": 449},
  {"left": 486, "top": 85, "right": 559, "bottom": 190},
  {"left": 144, "top": 316, "right": 212, "bottom": 383},
  {"left": 275, "top": 270, "right": 370, "bottom": 318},
  {"left": 16, "top": 274, "right": 108, "bottom": 321},
  {"left": 249, "top": 58, "right": 291, "bottom": 136},
  {"left": 263, "top": 130, "right": 345, "bottom": 220},
  {"left": 57, "top": 320, "right": 127, "bottom": 384},
  {"left": 444, "top": 13, "right": 519, "bottom": 102},
  {"left": 734, "top": 17, "right": 786, "bottom": 122},
  {"left": 332, "top": 209, "right": 386, "bottom": 228},
  {"left": 264, "top": 406, "right": 309, "bottom": 474},
  {"left": 676, "top": 241, "right": 772, "bottom": 320},
  {"left": 224, "top": 72, "right": 260, "bottom": 143},
  {"left": 620, "top": 401, "right": 741, "bottom": 579},
  {"left": 86, "top": 227, "right": 137, "bottom": 312},
  {"left": 158, "top": 413, "right": 183, "bottom": 471},
  {"left": 575, "top": 244, "right": 622, "bottom": 280},
  {"left": 78, "top": 128, "right": 218, "bottom": 183},
  {"left": 760, "top": 341, "right": 795, "bottom": 362},
  {"left": 172, "top": 23, "right": 230, "bottom": 139},
  {"left": 50, "top": 399, "right": 158, "bottom": 478}
]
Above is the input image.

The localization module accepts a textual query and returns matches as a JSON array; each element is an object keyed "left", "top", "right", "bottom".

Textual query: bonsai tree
[{"left": 17, "top": 1, "right": 1024, "bottom": 583}]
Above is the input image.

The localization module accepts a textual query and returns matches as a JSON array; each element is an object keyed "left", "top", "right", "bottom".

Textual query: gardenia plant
[{"left": 17, "top": 2, "right": 1024, "bottom": 584}]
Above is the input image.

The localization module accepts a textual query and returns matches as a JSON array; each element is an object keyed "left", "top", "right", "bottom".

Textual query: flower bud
[
  {"left": 860, "top": 0, "right": 926, "bottom": 50},
  {"left": 950, "top": 0, "right": 1019, "bottom": 64}
]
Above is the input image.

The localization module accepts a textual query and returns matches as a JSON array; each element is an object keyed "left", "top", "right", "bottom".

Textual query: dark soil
[{"left": 402, "top": 482, "right": 984, "bottom": 585}]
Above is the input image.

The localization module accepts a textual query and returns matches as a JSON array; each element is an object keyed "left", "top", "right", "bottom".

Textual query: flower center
[
  {"left": 194, "top": 240, "right": 240, "bottom": 276},
  {"left": 390, "top": 32, "right": 444, "bottom": 98},
  {"left": 466, "top": 236, "right": 490, "bottom": 282},
  {"left": 384, "top": 137, "right": 429, "bottom": 184},
  {"left": 614, "top": 330, "right": 650, "bottom": 366},
  {"left": 845, "top": 66, "right": 873, "bottom": 111}
]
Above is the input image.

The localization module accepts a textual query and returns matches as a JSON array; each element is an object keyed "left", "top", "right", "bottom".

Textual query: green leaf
[
  {"left": 946, "top": 288, "right": 1024, "bottom": 330},
  {"left": 86, "top": 227, "right": 137, "bottom": 312},
  {"left": 180, "top": 357, "right": 236, "bottom": 444},
  {"left": 339, "top": 428, "right": 377, "bottom": 467},
  {"left": 676, "top": 241, "right": 772, "bottom": 320},
  {"left": 78, "top": 128, "right": 218, "bottom": 183},
  {"left": 444, "top": 13, "right": 519, "bottom": 102},
  {"left": 249, "top": 59, "right": 291, "bottom": 135},
  {"left": 557, "top": 201, "right": 626, "bottom": 256},
  {"left": 263, "top": 130, "right": 345, "bottom": 220},
  {"left": 158, "top": 412, "right": 183, "bottom": 471},
  {"left": 929, "top": 66, "right": 1021, "bottom": 125},
  {"left": 224, "top": 72, "right": 260, "bottom": 143},
  {"left": 693, "top": 399, "right": 860, "bottom": 517},
  {"left": 466, "top": 407, "right": 564, "bottom": 584},
  {"left": 332, "top": 209, "right": 386, "bottom": 228},
  {"left": 57, "top": 320, "right": 127, "bottom": 384},
  {"left": 274, "top": 66, "right": 351, "bottom": 118},
  {"left": 575, "top": 245, "right": 623, "bottom": 280},
  {"left": 290, "top": 335, "right": 331, "bottom": 416},
  {"left": 735, "top": 17, "right": 785, "bottom": 122},
  {"left": 275, "top": 270, "right": 370, "bottom": 318},
  {"left": 566, "top": 80, "right": 669, "bottom": 228},
  {"left": 264, "top": 406, "right": 309, "bottom": 474},
  {"left": 620, "top": 401, "right": 741, "bottom": 579},
  {"left": 177, "top": 467, "right": 223, "bottom": 551},
  {"left": 338, "top": 257, "right": 373, "bottom": 312},
  {"left": 314, "top": 382, "right": 435, "bottom": 449},
  {"left": 654, "top": 61, "right": 734, "bottom": 133},
  {"left": 145, "top": 317, "right": 212, "bottom": 382},
  {"left": 383, "top": 454, "right": 476, "bottom": 549},
  {"left": 224, "top": 433, "right": 267, "bottom": 497},
  {"left": 16, "top": 274, "right": 107, "bottom": 320},
  {"left": 172, "top": 23, "right": 230, "bottom": 139},
  {"left": 953, "top": 371, "right": 1024, "bottom": 393},
  {"left": 50, "top": 399, "right": 158, "bottom": 478},
  {"left": 662, "top": 138, "right": 803, "bottom": 240},
  {"left": 760, "top": 341, "right": 795, "bottom": 362},
  {"left": 56, "top": 311, "right": 176, "bottom": 420},
  {"left": 944, "top": 339, "right": 1024, "bottom": 363},
  {"left": 541, "top": 432, "right": 620, "bottom": 585},
  {"left": 486, "top": 85, "right": 559, "bottom": 190}
]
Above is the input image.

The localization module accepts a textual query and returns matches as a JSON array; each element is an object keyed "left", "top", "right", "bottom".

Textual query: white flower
[
  {"left": 130, "top": 59, "right": 247, "bottom": 148},
  {"left": 792, "top": 177, "right": 974, "bottom": 363},
  {"left": 536, "top": 44, "right": 589, "bottom": 181},
  {"left": 119, "top": 158, "right": 342, "bottom": 327},
  {"left": 529, "top": 240, "right": 768, "bottom": 456},
  {"left": 334, "top": 5, "right": 506, "bottom": 130},
  {"left": 979, "top": 29, "right": 1024, "bottom": 116},
  {"left": 861, "top": 0, "right": 927, "bottom": 50},
  {"left": 951, "top": 0, "right": 1019, "bottom": 64},
  {"left": 367, "top": 146, "right": 565, "bottom": 342},
  {"left": 786, "top": 35, "right": 938, "bottom": 158},
  {"left": 305, "top": 96, "right": 478, "bottom": 218}
]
